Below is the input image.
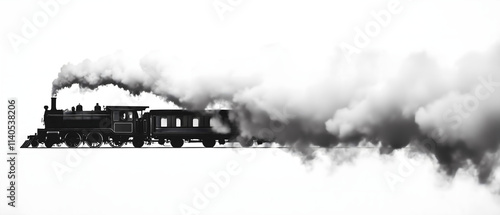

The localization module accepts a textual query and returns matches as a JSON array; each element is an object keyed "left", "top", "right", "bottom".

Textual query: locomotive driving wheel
[
  {"left": 65, "top": 132, "right": 82, "bottom": 148},
  {"left": 86, "top": 132, "right": 104, "bottom": 148}
]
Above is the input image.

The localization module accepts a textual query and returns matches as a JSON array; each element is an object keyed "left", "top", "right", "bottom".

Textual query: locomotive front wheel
[
  {"left": 45, "top": 137, "right": 56, "bottom": 148},
  {"left": 46, "top": 135, "right": 59, "bottom": 148},
  {"left": 158, "top": 138, "right": 166, "bottom": 145},
  {"left": 133, "top": 137, "right": 144, "bottom": 148},
  {"left": 86, "top": 132, "right": 104, "bottom": 148},
  {"left": 218, "top": 139, "right": 226, "bottom": 145},
  {"left": 203, "top": 139, "right": 216, "bottom": 148},
  {"left": 32, "top": 139, "right": 39, "bottom": 148},
  {"left": 64, "top": 132, "right": 82, "bottom": 148},
  {"left": 170, "top": 138, "right": 184, "bottom": 148}
]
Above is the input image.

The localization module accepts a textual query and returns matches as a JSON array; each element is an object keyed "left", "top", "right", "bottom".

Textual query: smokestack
[{"left": 51, "top": 97, "right": 57, "bottom": 111}]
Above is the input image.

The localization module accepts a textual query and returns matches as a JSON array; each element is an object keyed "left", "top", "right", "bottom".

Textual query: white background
[{"left": 1, "top": 0, "right": 500, "bottom": 214}]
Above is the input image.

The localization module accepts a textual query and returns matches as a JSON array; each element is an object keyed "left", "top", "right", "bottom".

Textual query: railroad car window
[
  {"left": 120, "top": 111, "right": 127, "bottom": 121},
  {"left": 128, "top": 112, "right": 133, "bottom": 120},
  {"left": 193, "top": 118, "right": 199, "bottom": 127},
  {"left": 161, "top": 117, "right": 168, "bottom": 127},
  {"left": 176, "top": 118, "right": 181, "bottom": 127}
]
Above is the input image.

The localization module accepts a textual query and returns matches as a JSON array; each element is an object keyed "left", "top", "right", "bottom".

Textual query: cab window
[
  {"left": 119, "top": 111, "right": 127, "bottom": 121},
  {"left": 117, "top": 111, "right": 133, "bottom": 121}
]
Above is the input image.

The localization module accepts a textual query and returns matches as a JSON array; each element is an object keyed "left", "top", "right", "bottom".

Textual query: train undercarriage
[{"left": 21, "top": 130, "right": 259, "bottom": 148}]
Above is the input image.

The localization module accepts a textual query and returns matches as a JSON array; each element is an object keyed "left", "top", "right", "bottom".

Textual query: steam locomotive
[{"left": 21, "top": 97, "right": 255, "bottom": 148}]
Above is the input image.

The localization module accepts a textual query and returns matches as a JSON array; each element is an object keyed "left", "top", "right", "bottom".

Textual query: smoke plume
[{"left": 52, "top": 45, "right": 500, "bottom": 183}]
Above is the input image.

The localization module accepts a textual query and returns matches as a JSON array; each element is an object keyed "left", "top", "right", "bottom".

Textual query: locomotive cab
[{"left": 106, "top": 106, "right": 148, "bottom": 147}]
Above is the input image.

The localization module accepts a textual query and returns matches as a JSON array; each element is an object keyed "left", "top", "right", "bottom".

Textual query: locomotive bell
[
  {"left": 76, "top": 103, "right": 83, "bottom": 111},
  {"left": 94, "top": 103, "right": 101, "bottom": 111}
]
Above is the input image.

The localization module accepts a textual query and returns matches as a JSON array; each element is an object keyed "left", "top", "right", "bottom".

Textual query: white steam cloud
[{"left": 52, "top": 45, "right": 500, "bottom": 183}]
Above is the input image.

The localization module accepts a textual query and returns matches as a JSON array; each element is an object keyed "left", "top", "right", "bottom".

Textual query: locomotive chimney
[{"left": 51, "top": 97, "right": 57, "bottom": 111}]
